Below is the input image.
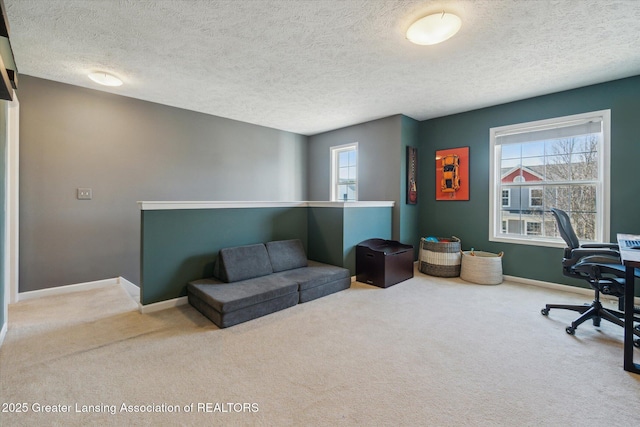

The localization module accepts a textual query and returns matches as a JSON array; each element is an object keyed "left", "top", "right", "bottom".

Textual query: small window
[
  {"left": 526, "top": 222, "right": 542, "bottom": 236},
  {"left": 501, "top": 189, "right": 511, "bottom": 207},
  {"left": 331, "top": 143, "right": 358, "bottom": 202},
  {"left": 529, "top": 188, "right": 543, "bottom": 207}
]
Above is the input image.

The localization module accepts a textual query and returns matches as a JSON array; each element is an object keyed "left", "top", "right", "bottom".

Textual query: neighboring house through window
[
  {"left": 489, "top": 110, "right": 610, "bottom": 246},
  {"left": 330, "top": 143, "right": 358, "bottom": 202}
]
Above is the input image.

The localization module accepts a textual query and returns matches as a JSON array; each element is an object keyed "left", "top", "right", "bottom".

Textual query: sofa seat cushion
[
  {"left": 188, "top": 276, "right": 298, "bottom": 313},
  {"left": 266, "top": 239, "right": 308, "bottom": 272},
  {"left": 214, "top": 243, "right": 273, "bottom": 283},
  {"left": 189, "top": 291, "right": 298, "bottom": 329},
  {"left": 298, "top": 277, "right": 351, "bottom": 303},
  {"left": 273, "top": 260, "right": 350, "bottom": 291}
]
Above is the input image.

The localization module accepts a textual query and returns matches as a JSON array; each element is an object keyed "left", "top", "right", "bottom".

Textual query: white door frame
[{"left": 5, "top": 92, "right": 19, "bottom": 308}]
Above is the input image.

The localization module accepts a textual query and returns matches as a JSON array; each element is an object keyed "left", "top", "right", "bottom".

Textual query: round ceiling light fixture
[
  {"left": 88, "top": 71, "right": 123, "bottom": 87},
  {"left": 406, "top": 12, "right": 462, "bottom": 45}
]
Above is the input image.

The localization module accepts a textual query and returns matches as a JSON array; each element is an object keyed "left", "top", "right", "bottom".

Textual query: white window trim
[
  {"left": 489, "top": 109, "right": 611, "bottom": 248},
  {"left": 330, "top": 142, "right": 358, "bottom": 202}
]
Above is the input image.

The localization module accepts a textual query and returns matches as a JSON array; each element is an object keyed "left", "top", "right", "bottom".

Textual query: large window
[
  {"left": 489, "top": 110, "right": 610, "bottom": 246},
  {"left": 331, "top": 143, "right": 358, "bottom": 202}
]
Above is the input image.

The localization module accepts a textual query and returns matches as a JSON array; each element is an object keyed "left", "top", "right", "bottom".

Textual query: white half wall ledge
[
  {"left": 307, "top": 201, "right": 395, "bottom": 208},
  {"left": 138, "top": 201, "right": 395, "bottom": 210}
]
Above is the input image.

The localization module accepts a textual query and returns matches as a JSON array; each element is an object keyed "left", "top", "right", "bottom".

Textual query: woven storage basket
[
  {"left": 419, "top": 237, "right": 461, "bottom": 277},
  {"left": 460, "top": 251, "right": 503, "bottom": 285}
]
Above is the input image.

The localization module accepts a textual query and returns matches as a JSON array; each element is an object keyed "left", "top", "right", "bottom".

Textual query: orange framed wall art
[{"left": 435, "top": 146, "right": 469, "bottom": 201}]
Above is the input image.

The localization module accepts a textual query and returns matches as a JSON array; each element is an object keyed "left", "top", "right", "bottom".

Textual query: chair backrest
[{"left": 550, "top": 208, "right": 580, "bottom": 249}]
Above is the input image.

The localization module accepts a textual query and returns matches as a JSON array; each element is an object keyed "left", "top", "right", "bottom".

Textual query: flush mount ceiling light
[
  {"left": 406, "top": 12, "right": 462, "bottom": 45},
  {"left": 88, "top": 71, "right": 123, "bottom": 87}
]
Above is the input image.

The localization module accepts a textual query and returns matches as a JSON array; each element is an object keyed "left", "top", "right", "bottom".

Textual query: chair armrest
[
  {"left": 581, "top": 243, "right": 619, "bottom": 249},
  {"left": 570, "top": 248, "right": 620, "bottom": 259},
  {"left": 577, "top": 255, "right": 622, "bottom": 265}
]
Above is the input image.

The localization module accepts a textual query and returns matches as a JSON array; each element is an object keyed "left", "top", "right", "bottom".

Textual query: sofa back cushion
[
  {"left": 214, "top": 243, "right": 273, "bottom": 283},
  {"left": 266, "top": 239, "right": 308, "bottom": 272}
]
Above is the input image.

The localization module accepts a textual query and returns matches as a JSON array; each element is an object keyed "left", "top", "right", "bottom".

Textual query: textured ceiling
[{"left": 6, "top": 0, "right": 640, "bottom": 135}]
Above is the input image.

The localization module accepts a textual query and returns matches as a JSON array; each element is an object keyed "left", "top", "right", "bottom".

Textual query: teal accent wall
[
  {"left": 141, "top": 204, "right": 394, "bottom": 305},
  {"left": 141, "top": 207, "right": 308, "bottom": 305},
  {"left": 400, "top": 115, "right": 421, "bottom": 255},
  {"left": 343, "top": 207, "right": 393, "bottom": 272},
  {"left": 307, "top": 206, "right": 392, "bottom": 274},
  {"left": 419, "top": 75, "right": 640, "bottom": 291},
  {"left": 307, "top": 207, "right": 344, "bottom": 267}
]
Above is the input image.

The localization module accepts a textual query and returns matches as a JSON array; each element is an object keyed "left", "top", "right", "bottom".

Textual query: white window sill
[{"left": 489, "top": 235, "right": 566, "bottom": 249}]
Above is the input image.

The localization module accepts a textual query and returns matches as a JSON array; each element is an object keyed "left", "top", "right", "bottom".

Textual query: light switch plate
[{"left": 77, "top": 188, "right": 92, "bottom": 200}]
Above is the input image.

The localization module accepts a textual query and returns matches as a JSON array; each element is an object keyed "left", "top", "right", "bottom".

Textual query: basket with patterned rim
[{"left": 419, "top": 236, "right": 461, "bottom": 277}]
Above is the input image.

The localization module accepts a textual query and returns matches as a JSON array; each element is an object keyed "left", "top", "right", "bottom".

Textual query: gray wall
[
  {"left": 308, "top": 115, "right": 403, "bottom": 239},
  {"left": 19, "top": 76, "right": 308, "bottom": 292}
]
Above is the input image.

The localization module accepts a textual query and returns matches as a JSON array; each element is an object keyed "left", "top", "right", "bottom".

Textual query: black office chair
[{"left": 541, "top": 208, "right": 640, "bottom": 345}]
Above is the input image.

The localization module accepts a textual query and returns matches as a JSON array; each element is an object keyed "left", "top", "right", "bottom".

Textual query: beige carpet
[{"left": 1, "top": 270, "right": 639, "bottom": 426}]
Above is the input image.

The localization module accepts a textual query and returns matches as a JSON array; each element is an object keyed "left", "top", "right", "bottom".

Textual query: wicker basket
[
  {"left": 460, "top": 251, "right": 503, "bottom": 285},
  {"left": 419, "top": 237, "right": 461, "bottom": 277}
]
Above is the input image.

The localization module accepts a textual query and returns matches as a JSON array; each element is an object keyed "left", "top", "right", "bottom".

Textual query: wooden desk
[{"left": 617, "top": 233, "right": 640, "bottom": 374}]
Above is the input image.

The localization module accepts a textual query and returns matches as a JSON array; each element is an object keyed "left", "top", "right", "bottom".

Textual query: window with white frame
[
  {"left": 501, "top": 189, "right": 511, "bottom": 207},
  {"left": 330, "top": 143, "right": 358, "bottom": 202},
  {"left": 489, "top": 110, "right": 610, "bottom": 246},
  {"left": 529, "top": 188, "right": 543, "bottom": 207},
  {"left": 526, "top": 221, "right": 542, "bottom": 236}
]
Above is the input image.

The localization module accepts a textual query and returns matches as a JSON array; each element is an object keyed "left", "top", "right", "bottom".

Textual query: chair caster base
[{"left": 566, "top": 326, "right": 576, "bottom": 335}]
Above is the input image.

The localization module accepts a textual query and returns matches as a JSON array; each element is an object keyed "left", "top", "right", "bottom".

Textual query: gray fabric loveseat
[{"left": 187, "top": 239, "right": 351, "bottom": 328}]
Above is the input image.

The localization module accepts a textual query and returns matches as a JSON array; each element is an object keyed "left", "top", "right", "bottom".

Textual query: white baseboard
[
  {"left": 18, "top": 277, "right": 120, "bottom": 301},
  {"left": 0, "top": 322, "right": 7, "bottom": 349},
  {"left": 12, "top": 273, "right": 636, "bottom": 317},
  {"left": 16, "top": 277, "right": 143, "bottom": 304},
  {"left": 118, "top": 277, "right": 140, "bottom": 298},
  {"left": 504, "top": 274, "right": 640, "bottom": 304},
  {"left": 504, "top": 275, "right": 594, "bottom": 296},
  {"left": 14, "top": 275, "right": 183, "bottom": 315},
  {"left": 139, "top": 296, "right": 189, "bottom": 314}
]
